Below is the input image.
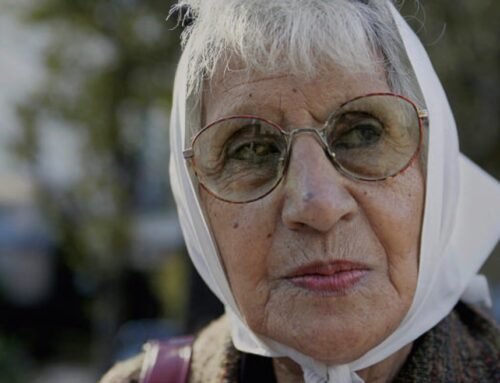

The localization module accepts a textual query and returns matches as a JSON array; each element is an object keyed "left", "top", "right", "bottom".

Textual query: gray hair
[{"left": 172, "top": 0, "right": 424, "bottom": 108}]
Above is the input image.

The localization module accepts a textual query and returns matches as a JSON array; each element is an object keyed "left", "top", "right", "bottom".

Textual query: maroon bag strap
[{"left": 140, "top": 336, "right": 194, "bottom": 383}]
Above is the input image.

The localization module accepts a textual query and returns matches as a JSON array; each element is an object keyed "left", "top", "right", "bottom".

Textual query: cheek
[
  {"left": 355, "top": 161, "right": 423, "bottom": 244},
  {"left": 355, "top": 163, "right": 424, "bottom": 291},
  {"left": 200, "top": 189, "right": 279, "bottom": 309}
]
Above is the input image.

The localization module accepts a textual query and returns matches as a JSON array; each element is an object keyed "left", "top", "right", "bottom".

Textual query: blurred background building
[{"left": 0, "top": 0, "right": 498, "bottom": 382}]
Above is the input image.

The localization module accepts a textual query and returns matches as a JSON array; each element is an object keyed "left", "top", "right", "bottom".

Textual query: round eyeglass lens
[
  {"left": 192, "top": 117, "right": 287, "bottom": 202},
  {"left": 326, "top": 94, "right": 421, "bottom": 180}
]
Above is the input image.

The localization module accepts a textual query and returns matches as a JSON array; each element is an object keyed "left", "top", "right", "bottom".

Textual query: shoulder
[
  {"left": 452, "top": 303, "right": 500, "bottom": 378},
  {"left": 189, "top": 314, "right": 235, "bottom": 382},
  {"left": 396, "top": 302, "right": 500, "bottom": 382},
  {"left": 98, "top": 315, "right": 232, "bottom": 383}
]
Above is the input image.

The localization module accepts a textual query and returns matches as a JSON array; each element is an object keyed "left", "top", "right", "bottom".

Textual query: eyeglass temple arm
[{"left": 418, "top": 108, "right": 429, "bottom": 124}]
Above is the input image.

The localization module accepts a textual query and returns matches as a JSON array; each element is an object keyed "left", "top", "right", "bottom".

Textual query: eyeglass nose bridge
[{"left": 284, "top": 127, "right": 336, "bottom": 161}]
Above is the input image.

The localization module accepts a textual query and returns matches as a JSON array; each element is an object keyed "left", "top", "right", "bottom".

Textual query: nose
[{"left": 281, "top": 134, "right": 357, "bottom": 232}]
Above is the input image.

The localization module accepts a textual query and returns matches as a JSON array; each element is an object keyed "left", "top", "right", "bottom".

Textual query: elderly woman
[{"left": 101, "top": 1, "right": 500, "bottom": 382}]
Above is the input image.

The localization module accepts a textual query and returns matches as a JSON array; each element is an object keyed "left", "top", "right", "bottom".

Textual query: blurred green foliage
[
  {"left": 16, "top": 0, "right": 180, "bottom": 274},
  {"left": 13, "top": 0, "right": 183, "bottom": 369}
]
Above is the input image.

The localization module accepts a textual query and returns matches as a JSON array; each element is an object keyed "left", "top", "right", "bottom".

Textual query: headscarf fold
[{"left": 169, "top": 2, "right": 500, "bottom": 382}]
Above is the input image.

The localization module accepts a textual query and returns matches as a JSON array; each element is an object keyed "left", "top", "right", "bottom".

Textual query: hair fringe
[{"left": 171, "top": 0, "right": 424, "bottom": 108}]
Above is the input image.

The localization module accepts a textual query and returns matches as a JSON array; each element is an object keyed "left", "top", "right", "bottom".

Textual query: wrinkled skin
[{"left": 200, "top": 64, "right": 424, "bottom": 366}]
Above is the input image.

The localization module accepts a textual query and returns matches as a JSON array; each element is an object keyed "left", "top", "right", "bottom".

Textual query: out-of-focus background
[{"left": 0, "top": 0, "right": 498, "bottom": 381}]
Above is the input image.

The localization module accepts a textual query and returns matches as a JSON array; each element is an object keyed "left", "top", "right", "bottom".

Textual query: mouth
[{"left": 285, "top": 260, "right": 370, "bottom": 295}]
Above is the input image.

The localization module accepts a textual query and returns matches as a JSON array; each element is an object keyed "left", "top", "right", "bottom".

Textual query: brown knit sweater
[{"left": 100, "top": 302, "right": 500, "bottom": 383}]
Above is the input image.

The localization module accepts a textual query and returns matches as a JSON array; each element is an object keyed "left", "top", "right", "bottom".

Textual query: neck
[{"left": 272, "top": 343, "right": 412, "bottom": 383}]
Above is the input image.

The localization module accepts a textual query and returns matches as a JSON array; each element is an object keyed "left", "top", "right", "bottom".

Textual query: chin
[
  {"left": 285, "top": 315, "right": 381, "bottom": 363},
  {"left": 250, "top": 280, "right": 410, "bottom": 365}
]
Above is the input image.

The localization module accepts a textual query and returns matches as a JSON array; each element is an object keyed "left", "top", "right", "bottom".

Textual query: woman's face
[{"left": 200, "top": 64, "right": 425, "bottom": 364}]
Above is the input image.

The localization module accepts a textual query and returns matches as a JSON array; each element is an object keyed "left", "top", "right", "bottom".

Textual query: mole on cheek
[
  {"left": 233, "top": 222, "right": 239, "bottom": 229},
  {"left": 266, "top": 233, "right": 272, "bottom": 239}
]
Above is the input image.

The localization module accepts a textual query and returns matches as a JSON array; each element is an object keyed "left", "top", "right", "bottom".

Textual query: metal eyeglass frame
[{"left": 183, "top": 92, "right": 429, "bottom": 204}]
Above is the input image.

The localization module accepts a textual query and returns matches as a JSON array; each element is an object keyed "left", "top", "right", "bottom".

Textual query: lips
[{"left": 285, "top": 260, "right": 370, "bottom": 295}]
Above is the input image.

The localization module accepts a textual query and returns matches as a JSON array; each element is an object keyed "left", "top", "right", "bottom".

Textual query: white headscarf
[{"left": 169, "top": 2, "right": 500, "bottom": 382}]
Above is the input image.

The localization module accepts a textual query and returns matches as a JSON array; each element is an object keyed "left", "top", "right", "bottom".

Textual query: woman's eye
[
  {"left": 230, "top": 141, "right": 280, "bottom": 161},
  {"left": 333, "top": 118, "right": 384, "bottom": 149}
]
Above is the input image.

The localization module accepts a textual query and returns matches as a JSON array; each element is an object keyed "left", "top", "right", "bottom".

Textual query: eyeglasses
[{"left": 183, "top": 93, "right": 428, "bottom": 203}]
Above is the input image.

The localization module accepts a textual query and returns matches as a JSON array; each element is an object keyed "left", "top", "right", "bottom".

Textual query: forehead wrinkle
[
  {"left": 218, "top": 73, "right": 290, "bottom": 95},
  {"left": 206, "top": 89, "right": 285, "bottom": 123}
]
